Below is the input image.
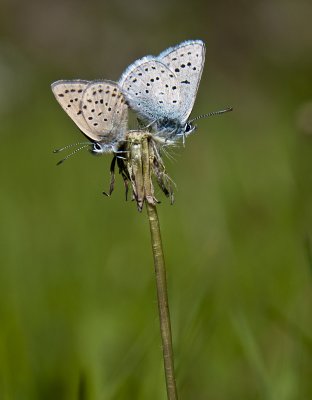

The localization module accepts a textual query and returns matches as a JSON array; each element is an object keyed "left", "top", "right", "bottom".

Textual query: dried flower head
[{"left": 106, "top": 131, "right": 174, "bottom": 212}]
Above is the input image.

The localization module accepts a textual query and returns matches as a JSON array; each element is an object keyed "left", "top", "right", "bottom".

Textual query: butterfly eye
[
  {"left": 92, "top": 142, "right": 103, "bottom": 153},
  {"left": 185, "top": 123, "right": 192, "bottom": 133}
]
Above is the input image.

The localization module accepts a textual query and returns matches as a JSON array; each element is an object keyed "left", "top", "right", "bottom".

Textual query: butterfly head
[
  {"left": 90, "top": 141, "right": 114, "bottom": 155},
  {"left": 171, "top": 121, "right": 196, "bottom": 139},
  {"left": 183, "top": 121, "right": 196, "bottom": 137}
]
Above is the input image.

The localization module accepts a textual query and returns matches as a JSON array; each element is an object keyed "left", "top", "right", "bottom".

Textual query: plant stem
[
  {"left": 126, "top": 132, "right": 178, "bottom": 398},
  {"left": 146, "top": 202, "right": 178, "bottom": 400}
]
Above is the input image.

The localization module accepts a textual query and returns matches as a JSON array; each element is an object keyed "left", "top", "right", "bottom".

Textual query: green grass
[{"left": 0, "top": 61, "right": 312, "bottom": 399}]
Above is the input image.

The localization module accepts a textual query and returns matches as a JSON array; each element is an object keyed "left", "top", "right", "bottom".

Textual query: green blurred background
[{"left": 1, "top": 0, "right": 312, "bottom": 399}]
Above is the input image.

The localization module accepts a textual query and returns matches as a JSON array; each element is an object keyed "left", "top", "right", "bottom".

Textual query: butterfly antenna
[
  {"left": 53, "top": 141, "right": 91, "bottom": 153},
  {"left": 56, "top": 144, "right": 90, "bottom": 165},
  {"left": 189, "top": 107, "right": 233, "bottom": 123}
]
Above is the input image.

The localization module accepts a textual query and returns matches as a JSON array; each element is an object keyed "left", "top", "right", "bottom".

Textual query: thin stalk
[
  {"left": 146, "top": 203, "right": 178, "bottom": 400},
  {"left": 142, "top": 137, "right": 178, "bottom": 400}
]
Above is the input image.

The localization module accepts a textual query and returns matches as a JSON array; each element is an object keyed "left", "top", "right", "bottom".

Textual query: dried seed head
[{"left": 106, "top": 131, "right": 174, "bottom": 211}]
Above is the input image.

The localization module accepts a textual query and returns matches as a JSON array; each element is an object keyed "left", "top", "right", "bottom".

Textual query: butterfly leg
[
  {"left": 103, "top": 156, "right": 116, "bottom": 196},
  {"left": 117, "top": 157, "right": 130, "bottom": 201},
  {"left": 145, "top": 119, "right": 157, "bottom": 129},
  {"left": 121, "top": 171, "right": 129, "bottom": 201}
]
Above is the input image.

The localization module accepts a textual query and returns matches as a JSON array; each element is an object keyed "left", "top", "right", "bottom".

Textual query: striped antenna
[
  {"left": 53, "top": 141, "right": 91, "bottom": 153},
  {"left": 189, "top": 107, "right": 233, "bottom": 123},
  {"left": 56, "top": 144, "right": 91, "bottom": 165}
]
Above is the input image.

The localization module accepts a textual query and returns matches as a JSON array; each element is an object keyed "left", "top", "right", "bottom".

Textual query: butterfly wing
[
  {"left": 51, "top": 80, "right": 93, "bottom": 136},
  {"left": 158, "top": 40, "right": 205, "bottom": 123},
  {"left": 119, "top": 40, "right": 205, "bottom": 128},
  {"left": 81, "top": 80, "right": 128, "bottom": 144},
  {"left": 52, "top": 79, "right": 128, "bottom": 147},
  {"left": 119, "top": 58, "right": 181, "bottom": 125}
]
